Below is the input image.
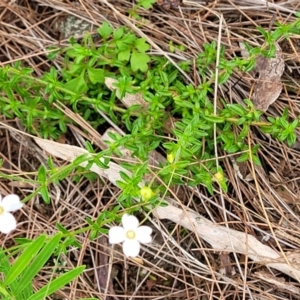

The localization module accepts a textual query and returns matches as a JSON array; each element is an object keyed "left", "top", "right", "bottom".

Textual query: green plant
[
  {"left": 0, "top": 233, "right": 85, "bottom": 300},
  {"left": 128, "top": 0, "right": 156, "bottom": 19},
  {"left": 1, "top": 20, "right": 300, "bottom": 196},
  {"left": 1, "top": 14, "right": 300, "bottom": 297}
]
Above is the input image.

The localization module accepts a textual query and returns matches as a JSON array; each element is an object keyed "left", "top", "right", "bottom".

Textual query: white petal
[
  {"left": 136, "top": 226, "right": 152, "bottom": 244},
  {"left": 123, "top": 240, "right": 140, "bottom": 257},
  {"left": 0, "top": 213, "right": 17, "bottom": 234},
  {"left": 122, "top": 214, "right": 139, "bottom": 230},
  {"left": 109, "top": 226, "right": 126, "bottom": 244},
  {"left": 2, "top": 194, "right": 23, "bottom": 212}
]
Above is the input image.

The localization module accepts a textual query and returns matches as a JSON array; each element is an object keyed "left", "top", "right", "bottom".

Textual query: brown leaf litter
[{"left": 2, "top": 0, "right": 300, "bottom": 299}]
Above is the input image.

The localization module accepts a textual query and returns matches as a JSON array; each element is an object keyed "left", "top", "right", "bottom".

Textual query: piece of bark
[{"left": 96, "top": 235, "right": 118, "bottom": 299}]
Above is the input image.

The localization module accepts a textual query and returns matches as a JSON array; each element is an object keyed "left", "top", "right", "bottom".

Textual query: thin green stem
[{"left": 6, "top": 67, "right": 127, "bottom": 114}]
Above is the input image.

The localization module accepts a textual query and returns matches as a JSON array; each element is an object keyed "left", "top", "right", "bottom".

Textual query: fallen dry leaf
[
  {"left": 105, "top": 77, "right": 148, "bottom": 109},
  {"left": 219, "top": 252, "right": 236, "bottom": 277},
  {"left": 146, "top": 279, "right": 157, "bottom": 290},
  {"left": 252, "top": 43, "right": 285, "bottom": 111},
  {"left": 254, "top": 271, "right": 300, "bottom": 294}
]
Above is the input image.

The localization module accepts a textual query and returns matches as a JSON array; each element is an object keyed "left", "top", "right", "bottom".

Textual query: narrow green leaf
[
  {"left": 203, "top": 115, "right": 225, "bottom": 123},
  {"left": 15, "top": 233, "right": 63, "bottom": 296},
  {"left": 72, "top": 153, "right": 90, "bottom": 165},
  {"left": 251, "top": 154, "right": 261, "bottom": 166},
  {"left": 119, "top": 171, "right": 131, "bottom": 182},
  {"left": 40, "top": 185, "right": 50, "bottom": 204},
  {"left": 27, "top": 266, "right": 85, "bottom": 300},
  {"left": 0, "top": 248, "right": 11, "bottom": 274},
  {"left": 4, "top": 235, "right": 47, "bottom": 286},
  {"left": 226, "top": 104, "right": 245, "bottom": 116},
  {"left": 0, "top": 249, "right": 19, "bottom": 296},
  {"left": 0, "top": 286, "right": 11, "bottom": 299},
  {"left": 236, "top": 152, "right": 249, "bottom": 163},
  {"left": 37, "top": 165, "right": 47, "bottom": 182}
]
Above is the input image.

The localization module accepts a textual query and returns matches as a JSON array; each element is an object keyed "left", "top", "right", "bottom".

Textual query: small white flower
[
  {"left": 109, "top": 214, "right": 152, "bottom": 257},
  {"left": 0, "top": 194, "right": 23, "bottom": 234}
]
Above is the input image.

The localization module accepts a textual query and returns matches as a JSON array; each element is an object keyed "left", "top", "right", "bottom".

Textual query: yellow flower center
[
  {"left": 0, "top": 205, "right": 4, "bottom": 215},
  {"left": 126, "top": 230, "right": 136, "bottom": 240}
]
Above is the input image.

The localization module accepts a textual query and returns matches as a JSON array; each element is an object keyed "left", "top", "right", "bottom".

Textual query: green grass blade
[
  {"left": 27, "top": 266, "right": 85, "bottom": 300},
  {"left": 4, "top": 235, "right": 46, "bottom": 286},
  {"left": 15, "top": 233, "right": 62, "bottom": 296}
]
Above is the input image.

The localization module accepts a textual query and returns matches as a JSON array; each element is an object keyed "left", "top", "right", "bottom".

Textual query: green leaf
[
  {"left": 27, "top": 266, "right": 85, "bottom": 300},
  {"left": 65, "top": 73, "right": 88, "bottom": 94},
  {"left": 236, "top": 152, "right": 249, "bottom": 163},
  {"left": 226, "top": 104, "right": 245, "bottom": 116},
  {"left": 38, "top": 165, "right": 47, "bottom": 182},
  {"left": 113, "top": 28, "right": 124, "bottom": 40},
  {"left": 40, "top": 185, "right": 50, "bottom": 204},
  {"left": 72, "top": 153, "right": 91, "bottom": 165},
  {"left": 236, "top": 117, "right": 246, "bottom": 126},
  {"left": 4, "top": 235, "right": 47, "bottom": 286},
  {"left": 287, "top": 133, "right": 296, "bottom": 146},
  {"left": 251, "top": 154, "right": 261, "bottom": 166},
  {"left": 279, "top": 117, "right": 289, "bottom": 128},
  {"left": 56, "top": 223, "right": 69, "bottom": 234},
  {"left": 118, "top": 49, "right": 131, "bottom": 61},
  {"left": 225, "top": 144, "right": 240, "bottom": 153},
  {"left": 130, "top": 51, "right": 150, "bottom": 72},
  {"left": 0, "top": 249, "right": 18, "bottom": 296},
  {"left": 0, "top": 287, "right": 11, "bottom": 299},
  {"left": 0, "top": 249, "right": 11, "bottom": 274},
  {"left": 291, "top": 119, "right": 299, "bottom": 129},
  {"left": 203, "top": 115, "right": 225, "bottom": 123},
  {"left": 47, "top": 46, "right": 60, "bottom": 60},
  {"left": 137, "top": 0, "right": 156, "bottom": 9},
  {"left": 134, "top": 38, "right": 150, "bottom": 53},
  {"left": 97, "top": 22, "right": 113, "bottom": 39},
  {"left": 87, "top": 68, "right": 105, "bottom": 84},
  {"left": 15, "top": 233, "right": 63, "bottom": 296},
  {"left": 119, "top": 171, "right": 131, "bottom": 182}
]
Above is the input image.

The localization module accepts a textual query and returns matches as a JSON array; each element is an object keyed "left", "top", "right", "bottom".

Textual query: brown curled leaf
[{"left": 252, "top": 43, "right": 285, "bottom": 112}]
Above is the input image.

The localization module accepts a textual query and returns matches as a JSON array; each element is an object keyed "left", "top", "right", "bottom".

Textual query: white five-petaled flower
[
  {"left": 109, "top": 214, "right": 152, "bottom": 257},
  {"left": 0, "top": 194, "right": 23, "bottom": 234}
]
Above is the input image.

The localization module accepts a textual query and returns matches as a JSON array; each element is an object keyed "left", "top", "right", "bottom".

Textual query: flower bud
[
  {"left": 140, "top": 186, "right": 155, "bottom": 201},
  {"left": 167, "top": 152, "right": 175, "bottom": 163}
]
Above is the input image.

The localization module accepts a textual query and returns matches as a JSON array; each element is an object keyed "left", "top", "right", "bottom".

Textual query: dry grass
[{"left": 1, "top": 0, "right": 300, "bottom": 299}]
